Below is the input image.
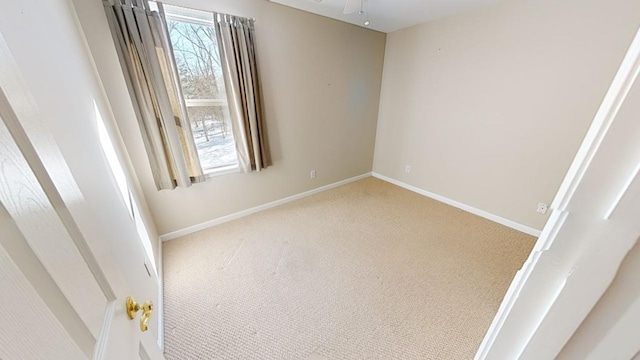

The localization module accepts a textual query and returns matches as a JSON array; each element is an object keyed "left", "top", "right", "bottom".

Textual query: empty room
[{"left": 1, "top": 0, "right": 640, "bottom": 359}]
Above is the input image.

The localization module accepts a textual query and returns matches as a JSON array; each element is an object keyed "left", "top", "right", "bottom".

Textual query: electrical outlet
[
  {"left": 310, "top": 170, "right": 316, "bottom": 179},
  {"left": 405, "top": 165, "right": 411, "bottom": 174},
  {"left": 537, "top": 202, "right": 548, "bottom": 214}
]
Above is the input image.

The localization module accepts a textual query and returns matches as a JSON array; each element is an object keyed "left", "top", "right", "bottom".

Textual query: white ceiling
[{"left": 269, "top": 0, "right": 502, "bottom": 33}]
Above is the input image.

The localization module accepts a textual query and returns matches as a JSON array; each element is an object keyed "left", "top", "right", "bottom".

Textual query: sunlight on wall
[{"left": 94, "top": 101, "right": 157, "bottom": 275}]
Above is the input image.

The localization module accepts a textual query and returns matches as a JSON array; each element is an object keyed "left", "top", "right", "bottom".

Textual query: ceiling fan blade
[{"left": 343, "top": 0, "right": 361, "bottom": 14}]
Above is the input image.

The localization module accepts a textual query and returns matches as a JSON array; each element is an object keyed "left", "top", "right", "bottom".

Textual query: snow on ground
[{"left": 194, "top": 129, "right": 238, "bottom": 170}]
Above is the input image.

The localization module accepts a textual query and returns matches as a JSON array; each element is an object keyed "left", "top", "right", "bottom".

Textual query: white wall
[
  {"left": 76, "top": 0, "right": 386, "bottom": 236},
  {"left": 374, "top": 0, "right": 640, "bottom": 231}
]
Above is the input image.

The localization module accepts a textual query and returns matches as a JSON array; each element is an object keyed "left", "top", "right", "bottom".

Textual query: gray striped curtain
[
  {"left": 213, "top": 13, "right": 271, "bottom": 173},
  {"left": 104, "top": 0, "right": 205, "bottom": 190}
]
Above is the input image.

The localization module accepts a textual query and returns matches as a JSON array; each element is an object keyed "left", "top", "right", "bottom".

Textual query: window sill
[{"left": 204, "top": 164, "right": 240, "bottom": 179}]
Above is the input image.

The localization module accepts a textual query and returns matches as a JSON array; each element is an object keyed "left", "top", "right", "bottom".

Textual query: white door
[{"left": 0, "top": 3, "right": 164, "bottom": 360}]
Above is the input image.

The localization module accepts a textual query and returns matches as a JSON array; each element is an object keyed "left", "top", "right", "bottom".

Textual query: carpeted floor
[{"left": 163, "top": 177, "right": 536, "bottom": 359}]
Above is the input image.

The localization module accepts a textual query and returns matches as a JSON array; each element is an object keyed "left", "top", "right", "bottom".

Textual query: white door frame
[{"left": 476, "top": 25, "right": 640, "bottom": 360}]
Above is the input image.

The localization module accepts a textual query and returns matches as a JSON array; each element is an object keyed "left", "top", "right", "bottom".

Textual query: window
[
  {"left": 116, "top": 1, "right": 268, "bottom": 186},
  {"left": 162, "top": 4, "right": 238, "bottom": 174}
]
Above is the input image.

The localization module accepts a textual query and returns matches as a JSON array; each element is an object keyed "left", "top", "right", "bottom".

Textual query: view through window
[{"left": 164, "top": 6, "right": 238, "bottom": 173}]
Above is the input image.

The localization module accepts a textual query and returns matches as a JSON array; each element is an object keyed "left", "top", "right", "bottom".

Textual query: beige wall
[
  {"left": 81, "top": 0, "right": 386, "bottom": 235},
  {"left": 373, "top": 0, "right": 640, "bottom": 231}
]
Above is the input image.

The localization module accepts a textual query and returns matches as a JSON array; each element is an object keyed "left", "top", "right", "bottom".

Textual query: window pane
[
  {"left": 187, "top": 105, "right": 238, "bottom": 170},
  {"left": 166, "top": 15, "right": 238, "bottom": 172},
  {"left": 167, "top": 20, "right": 225, "bottom": 100}
]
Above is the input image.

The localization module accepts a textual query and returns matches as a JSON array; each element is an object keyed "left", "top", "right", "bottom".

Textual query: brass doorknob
[{"left": 126, "top": 296, "right": 153, "bottom": 332}]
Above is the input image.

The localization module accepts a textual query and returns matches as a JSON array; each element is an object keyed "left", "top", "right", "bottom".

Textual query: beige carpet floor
[{"left": 163, "top": 177, "right": 535, "bottom": 359}]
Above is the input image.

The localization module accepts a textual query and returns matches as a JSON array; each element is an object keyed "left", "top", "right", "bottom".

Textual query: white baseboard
[
  {"left": 371, "top": 172, "right": 542, "bottom": 237},
  {"left": 160, "top": 172, "right": 373, "bottom": 241},
  {"left": 160, "top": 171, "right": 541, "bottom": 241}
]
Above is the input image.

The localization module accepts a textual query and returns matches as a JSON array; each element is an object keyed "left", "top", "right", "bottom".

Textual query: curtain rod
[{"left": 115, "top": 0, "right": 256, "bottom": 22}]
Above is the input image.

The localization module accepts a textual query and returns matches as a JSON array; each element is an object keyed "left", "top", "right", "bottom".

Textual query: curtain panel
[
  {"left": 104, "top": 0, "right": 205, "bottom": 190},
  {"left": 213, "top": 13, "right": 271, "bottom": 173}
]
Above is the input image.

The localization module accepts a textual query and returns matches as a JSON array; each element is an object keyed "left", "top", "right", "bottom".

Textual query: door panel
[
  {"left": 0, "top": 241, "right": 86, "bottom": 360},
  {"left": 0, "top": 204, "right": 88, "bottom": 359},
  {"left": 0, "top": 109, "right": 108, "bottom": 339},
  {"left": 0, "top": 82, "right": 128, "bottom": 359}
]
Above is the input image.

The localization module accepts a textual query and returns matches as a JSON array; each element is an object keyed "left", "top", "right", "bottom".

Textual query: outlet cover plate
[{"left": 537, "top": 202, "right": 548, "bottom": 214}]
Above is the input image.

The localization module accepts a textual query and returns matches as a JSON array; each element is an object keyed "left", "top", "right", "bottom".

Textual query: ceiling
[{"left": 269, "top": 0, "right": 502, "bottom": 33}]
